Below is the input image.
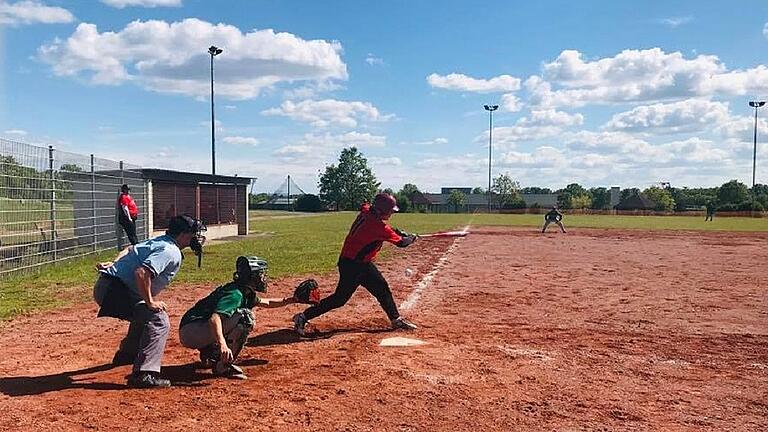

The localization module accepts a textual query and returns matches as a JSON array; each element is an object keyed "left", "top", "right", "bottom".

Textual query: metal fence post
[
  {"left": 48, "top": 145, "right": 57, "bottom": 261},
  {"left": 118, "top": 161, "right": 124, "bottom": 251},
  {"left": 91, "top": 154, "right": 97, "bottom": 252}
]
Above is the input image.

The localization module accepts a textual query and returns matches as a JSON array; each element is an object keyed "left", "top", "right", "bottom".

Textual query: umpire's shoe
[{"left": 127, "top": 372, "right": 171, "bottom": 388}]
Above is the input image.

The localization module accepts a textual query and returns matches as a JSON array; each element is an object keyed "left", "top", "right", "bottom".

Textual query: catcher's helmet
[
  {"left": 373, "top": 193, "right": 399, "bottom": 214},
  {"left": 234, "top": 256, "right": 268, "bottom": 292}
]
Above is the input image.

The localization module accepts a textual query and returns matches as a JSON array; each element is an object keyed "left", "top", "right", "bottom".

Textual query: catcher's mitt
[{"left": 294, "top": 279, "right": 320, "bottom": 304}]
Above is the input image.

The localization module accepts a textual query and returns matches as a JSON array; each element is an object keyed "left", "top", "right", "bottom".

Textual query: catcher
[
  {"left": 179, "top": 256, "right": 319, "bottom": 379},
  {"left": 542, "top": 206, "right": 567, "bottom": 233},
  {"left": 293, "top": 192, "right": 418, "bottom": 336}
]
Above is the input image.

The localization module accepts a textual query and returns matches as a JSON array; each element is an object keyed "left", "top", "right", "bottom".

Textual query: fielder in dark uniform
[
  {"left": 179, "top": 256, "right": 297, "bottom": 380},
  {"left": 705, "top": 201, "right": 716, "bottom": 221},
  {"left": 293, "top": 193, "right": 418, "bottom": 335},
  {"left": 118, "top": 184, "right": 139, "bottom": 245},
  {"left": 542, "top": 206, "right": 567, "bottom": 233}
]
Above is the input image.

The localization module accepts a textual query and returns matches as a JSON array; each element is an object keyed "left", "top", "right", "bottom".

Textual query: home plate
[{"left": 379, "top": 337, "right": 427, "bottom": 347}]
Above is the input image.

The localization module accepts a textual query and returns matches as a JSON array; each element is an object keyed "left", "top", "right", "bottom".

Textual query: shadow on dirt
[
  {"left": 160, "top": 359, "right": 269, "bottom": 387},
  {"left": 0, "top": 363, "right": 124, "bottom": 396},
  {"left": 248, "top": 327, "right": 393, "bottom": 348}
]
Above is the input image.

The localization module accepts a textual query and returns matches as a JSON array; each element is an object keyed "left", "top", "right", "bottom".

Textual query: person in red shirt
[
  {"left": 118, "top": 184, "right": 139, "bottom": 245},
  {"left": 293, "top": 193, "right": 418, "bottom": 335}
]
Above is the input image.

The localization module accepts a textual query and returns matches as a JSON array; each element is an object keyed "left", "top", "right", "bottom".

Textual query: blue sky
[{"left": 3, "top": 1, "right": 768, "bottom": 193}]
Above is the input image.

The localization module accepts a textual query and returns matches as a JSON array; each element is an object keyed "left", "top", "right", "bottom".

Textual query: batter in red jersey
[{"left": 293, "top": 193, "right": 418, "bottom": 335}]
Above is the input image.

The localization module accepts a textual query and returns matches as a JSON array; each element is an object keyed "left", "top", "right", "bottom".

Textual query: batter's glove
[{"left": 293, "top": 279, "right": 320, "bottom": 305}]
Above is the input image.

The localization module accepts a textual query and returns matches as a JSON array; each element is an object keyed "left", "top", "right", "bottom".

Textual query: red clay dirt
[{"left": 0, "top": 227, "right": 766, "bottom": 431}]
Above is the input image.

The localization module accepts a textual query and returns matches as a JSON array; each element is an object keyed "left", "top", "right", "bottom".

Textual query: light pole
[
  {"left": 749, "top": 101, "right": 766, "bottom": 188},
  {"left": 484, "top": 104, "right": 499, "bottom": 212},
  {"left": 209, "top": 45, "right": 223, "bottom": 175}
]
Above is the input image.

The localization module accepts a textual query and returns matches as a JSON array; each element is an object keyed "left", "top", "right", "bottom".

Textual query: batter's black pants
[
  {"left": 303, "top": 258, "right": 400, "bottom": 322},
  {"left": 119, "top": 215, "right": 139, "bottom": 245}
]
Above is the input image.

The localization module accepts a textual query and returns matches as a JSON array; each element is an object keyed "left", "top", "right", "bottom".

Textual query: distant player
[
  {"left": 178, "top": 256, "right": 310, "bottom": 379},
  {"left": 117, "top": 184, "right": 139, "bottom": 245},
  {"left": 542, "top": 206, "right": 566, "bottom": 233},
  {"left": 705, "top": 201, "right": 716, "bottom": 221},
  {"left": 292, "top": 193, "right": 418, "bottom": 336}
]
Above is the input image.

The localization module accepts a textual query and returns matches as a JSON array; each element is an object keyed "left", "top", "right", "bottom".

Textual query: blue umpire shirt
[{"left": 100, "top": 234, "right": 183, "bottom": 298}]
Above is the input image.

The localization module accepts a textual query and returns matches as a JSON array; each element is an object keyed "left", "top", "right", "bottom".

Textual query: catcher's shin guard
[{"left": 225, "top": 308, "right": 255, "bottom": 362}]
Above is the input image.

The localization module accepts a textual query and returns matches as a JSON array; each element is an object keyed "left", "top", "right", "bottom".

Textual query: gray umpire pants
[{"left": 93, "top": 276, "right": 170, "bottom": 374}]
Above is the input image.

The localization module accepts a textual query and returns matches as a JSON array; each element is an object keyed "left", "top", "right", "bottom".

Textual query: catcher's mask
[
  {"left": 234, "top": 256, "right": 268, "bottom": 293},
  {"left": 167, "top": 215, "right": 207, "bottom": 267}
]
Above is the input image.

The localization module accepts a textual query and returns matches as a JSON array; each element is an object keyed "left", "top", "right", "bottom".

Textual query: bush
[
  {"left": 529, "top": 202, "right": 541, "bottom": 210},
  {"left": 295, "top": 194, "right": 324, "bottom": 212},
  {"left": 736, "top": 200, "right": 764, "bottom": 211},
  {"left": 501, "top": 197, "right": 527, "bottom": 209}
]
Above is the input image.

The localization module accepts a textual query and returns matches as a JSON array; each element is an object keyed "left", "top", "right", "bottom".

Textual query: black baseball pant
[
  {"left": 119, "top": 215, "right": 139, "bottom": 245},
  {"left": 303, "top": 258, "right": 400, "bottom": 321}
]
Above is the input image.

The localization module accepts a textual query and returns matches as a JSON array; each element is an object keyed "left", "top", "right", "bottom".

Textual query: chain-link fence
[{"left": 0, "top": 138, "right": 147, "bottom": 275}]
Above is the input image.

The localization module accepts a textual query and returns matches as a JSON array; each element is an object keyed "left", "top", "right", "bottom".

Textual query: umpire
[
  {"left": 542, "top": 206, "right": 567, "bottom": 233},
  {"left": 93, "top": 215, "right": 204, "bottom": 388}
]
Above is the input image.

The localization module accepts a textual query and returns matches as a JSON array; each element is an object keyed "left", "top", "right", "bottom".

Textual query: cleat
[
  {"left": 198, "top": 345, "right": 218, "bottom": 369},
  {"left": 391, "top": 317, "right": 418, "bottom": 331},
  {"left": 293, "top": 313, "right": 308, "bottom": 336},
  {"left": 214, "top": 363, "right": 247, "bottom": 380},
  {"left": 127, "top": 372, "right": 171, "bottom": 388}
]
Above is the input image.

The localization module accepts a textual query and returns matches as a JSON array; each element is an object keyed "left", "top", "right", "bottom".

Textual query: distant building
[{"left": 521, "top": 193, "right": 558, "bottom": 208}]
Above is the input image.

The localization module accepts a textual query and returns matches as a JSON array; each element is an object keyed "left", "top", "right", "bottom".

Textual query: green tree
[
  {"left": 318, "top": 147, "right": 380, "bottom": 211},
  {"left": 447, "top": 189, "right": 466, "bottom": 213},
  {"left": 752, "top": 184, "right": 768, "bottom": 208},
  {"left": 643, "top": 186, "right": 676, "bottom": 211},
  {"left": 588, "top": 187, "right": 611, "bottom": 209},
  {"left": 392, "top": 191, "right": 411, "bottom": 213},
  {"left": 294, "top": 194, "right": 324, "bottom": 212},
  {"left": 521, "top": 186, "right": 552, "bottom": 194},
  {"left": 620, "top": 188, "right": 641, "bottom": 202},
  {"left": 471, "top": 187, "right": 485, "bottom": 194},
  {"left": 570, "top": 194, "right": 592, "bottom": 209},
  {"left": 491, "top": 173, "right": 521, "bottom": 207},
  {"left": 556, "top": 183, "right": 588, "bottom": 209},
  {"left": 717, "top": 180, "right": 749, "bottom": 205}
]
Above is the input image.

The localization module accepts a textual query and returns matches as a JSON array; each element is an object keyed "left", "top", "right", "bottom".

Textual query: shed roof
[{"left": 141, "top": 169, "right": 251, "bottom": 185}]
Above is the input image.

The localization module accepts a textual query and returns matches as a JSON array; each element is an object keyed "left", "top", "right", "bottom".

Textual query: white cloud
[
  {"left": 38, "top": 19, "right": 348, "bottom": 100},
  {"left": 272, "top": 131, "right": 386, "bottom": 162},
  {"left": 0, "top": 1, "right": 74, "bottom": 25},
  {"left": 222, "top": 136, "right": 259, "bottom": 146},
  {"left": 763, "top": 22, "right": 768, "bottom": 38},
  {"left": 223, "top": 105, "right": 237, "bottom": 110},
  {"left": 3, "top": 129, "right": 28, "bottom": 135},
  {"left": 500, "top": 93, "right": 523, "bottom": 112},
  {"left": 262, "top": 99, "right": 391, "bottom": 128},
  {"left": 369, "top": 156, "right": 402, "bottom": 166},
  {"left": 427, "top": 73, "right": 521, "bottom": 93},
  {"left": 365, "top": 53, "right": 384, "bottom": 66},
  {"left": 531, "top": 48, "right": 768, "bottom": 107},
  {"left": 100, "top": 0, "right": 181, "bottom": 7},
  {"left": 497, "top": 146, "right": 566, "bottom": 168},
  {"left": 603, "top": 99, "right": 730, "bottom": 134},
  {"left": 518, "top": 109, "right": 584, "bottom": 127},
  {"left": 657, "top": 16, "right": 693, "bottom": 28}
]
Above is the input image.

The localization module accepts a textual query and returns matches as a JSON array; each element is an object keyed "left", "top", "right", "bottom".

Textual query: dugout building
[{"left": 141, "top": 169, "right": 251, "bottom": 240}]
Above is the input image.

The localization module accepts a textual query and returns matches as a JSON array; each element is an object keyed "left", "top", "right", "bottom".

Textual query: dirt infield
[{"left": 1, "top": 227, "right": 766, "bottom": 431}]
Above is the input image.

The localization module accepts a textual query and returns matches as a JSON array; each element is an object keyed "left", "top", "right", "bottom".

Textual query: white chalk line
[{"left": 399, "top": 224, "right": 470, "bottom": 311}]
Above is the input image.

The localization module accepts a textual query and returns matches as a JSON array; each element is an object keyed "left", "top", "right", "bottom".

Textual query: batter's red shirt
[
  {"left": 119, "top": 193, "right": 139, "bottom": 218},
  {"left": 340, "top": 203, "right": 402, "bottom": 263}
]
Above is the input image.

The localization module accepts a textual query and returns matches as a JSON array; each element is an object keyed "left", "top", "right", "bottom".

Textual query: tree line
[{"left": 247, "top": 147, "right": 768, "bottom": 212}]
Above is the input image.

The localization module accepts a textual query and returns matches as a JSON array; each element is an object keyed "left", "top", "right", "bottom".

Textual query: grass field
[{"left": 1, "top": 210, "right": 766, "bottom": 320}]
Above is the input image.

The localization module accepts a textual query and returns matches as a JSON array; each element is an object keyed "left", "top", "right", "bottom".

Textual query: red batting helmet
[{"left": 373, "top": 193, "right": 399, "bottom": 214}]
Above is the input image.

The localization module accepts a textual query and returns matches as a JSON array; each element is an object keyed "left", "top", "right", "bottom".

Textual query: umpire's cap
[{"left": 166, "top": 214, "right": 203, "bottom": 236}]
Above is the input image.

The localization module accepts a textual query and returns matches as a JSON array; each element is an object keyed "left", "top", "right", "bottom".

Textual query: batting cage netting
[
  {"left": 262, "top": 175, "right": 306, "bottom": 209},
  {"left": 0, "top": 138, "right": 147, "bottom": 275}
]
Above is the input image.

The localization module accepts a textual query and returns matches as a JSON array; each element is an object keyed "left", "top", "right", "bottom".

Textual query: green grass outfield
[{"left": 1, "top": 211, "right": 766, "bottom": 320}]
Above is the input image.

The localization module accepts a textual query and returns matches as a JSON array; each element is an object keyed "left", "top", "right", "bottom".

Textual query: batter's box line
[{"left": 399, "top": 224, "right": 470, "bottom": 311}]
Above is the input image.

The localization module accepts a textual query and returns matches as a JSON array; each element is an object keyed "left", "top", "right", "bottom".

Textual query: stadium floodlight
[
  {"left": 749, "top": 101, "right": 766, "bottom": 188},
  {"left": 209, "top": 46, "right": 223, "bottom": 175},
  {"left": 484, "top": 104, "right": 499, "bottom": 212}
]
